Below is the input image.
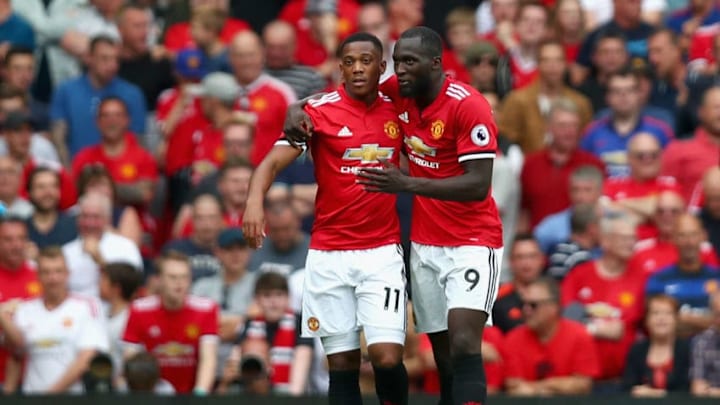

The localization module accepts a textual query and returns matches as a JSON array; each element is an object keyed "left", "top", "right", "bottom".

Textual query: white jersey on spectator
[
  {"left": 14, "top": 295, "right": 109, "bottom": 394},
  {"left": 107, "top": 308, "right": 129, "bottom": 377}
]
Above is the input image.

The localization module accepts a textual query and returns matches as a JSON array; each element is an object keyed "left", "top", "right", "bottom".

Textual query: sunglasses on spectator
[
  {"left": 522, "top": 298, "right": 554, "bottom": 310},
  {"left": 657, "top": 207, "right": 683, "bottom": 215},
  {"left": 630, "top": 151, "right": 660, "bottom": 161},
  {"left": 467, "top": 56, "right": 498, "bottom": 67}
]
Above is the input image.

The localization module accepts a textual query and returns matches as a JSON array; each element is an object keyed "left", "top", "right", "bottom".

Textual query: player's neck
[
  {"left": 346, "top": 89, "right": 378, "bottom": 106},
  {"left": 416, "top": 74, "right": 445, "bottom": 111}
]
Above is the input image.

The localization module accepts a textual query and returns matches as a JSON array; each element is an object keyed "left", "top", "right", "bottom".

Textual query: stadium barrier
[{"left": 3, "top": 395, "right": 719, "bottom": 405}]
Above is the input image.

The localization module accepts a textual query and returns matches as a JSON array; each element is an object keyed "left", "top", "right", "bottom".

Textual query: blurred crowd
[{"left": 0, "top": 0, "right": 718, "bottom": 399}]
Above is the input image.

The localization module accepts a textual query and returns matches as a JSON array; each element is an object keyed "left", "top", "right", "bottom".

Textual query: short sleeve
[
  {"left": 49, "top": 84, "right": 68, "bottom": 123},
  {"left": 122, "top": 307, "right": 142, "bottom": 344},
  {"left": 455, "top": 94, "right": 498, "bottom": 163},
  {"left": 200, "top": 304, "right": 220, "bottom": 338},
  {"left": 379, "top": 75, "right": 400, "bottom": 101},
  {"left": 571, "top": 327, "right": 600, "bottom": 378},
  {"left": 77, "top": 303, "right": 110, "bottom": 352}
]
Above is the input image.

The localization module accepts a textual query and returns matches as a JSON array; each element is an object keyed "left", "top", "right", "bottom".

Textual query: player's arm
[
  {"left": 283, "top": 94, "right": 326, "bottom": 146},
  {"left": 45, "top": 348, "right": 97, "bottom": 393},
  {"left": 243, "top": 144, "right": 303, "bottom": 248},
  {"left": 194, "top": 336, "right": 219, "bottom": 393}
]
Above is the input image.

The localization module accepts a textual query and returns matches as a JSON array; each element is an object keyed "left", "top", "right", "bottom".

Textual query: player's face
[
  {"left": 393, "top": 37, "right": 438, "bottom": 98},
  {"left": 256, "top": 289, "right": 289, "bottom": 322},
  {"left": 645, "top": 299, "right": 677, "bottom": 340},
  {"left": 29, "top": 172, "right": 61, "bottom": 213},
  {"left": 159, "top": 259, "right": 192, "bottom": 304},
  {"left": 0, "top": 222, "right": 27, "bottom": 269},
  {"left": 339, "top": 41, "right": 385, "bottom": 100},
  {"left": 38, "top": 256, "right": 69, "bottom": 297}
]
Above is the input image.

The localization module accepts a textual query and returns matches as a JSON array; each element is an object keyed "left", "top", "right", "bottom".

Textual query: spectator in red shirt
[
  {"left": 387, "top": 0, "right": 424, "bottom": 40},
  {"left": 163, "top": 0, "right": 249, "bottom": 53},
  {"left": 72, "top": 97, "right": 158, "bottom": 210},
  {"left": 662, "top": 86, "right": 720, "bottom": 202},
  {"left": 228, "top": 31, "right": 296, "bottom": 167},
  {"left": 549, "top": 0, "right": 587, "bottom": 63},
  {"left": 505, "top": 276, "right": 599, "bottom": 395},
  {"left": 123, "top": 250, "right": 219, "bottom": 394},
  {"left": 505, "top": 2, "right": 549, "bottom": 89},
  {"left": 0, "top": 217, "right": 41, "bottom": 387},
  {"left": 520, "top": 98, "right": 604, "bottom": 230},
  {"left": 188, "top": 6, "right": 230, "bottom": 73},
  {"left": 441, "top": 7, "right": 474, "bottom": 84},
  {"left": 603, "top": 133, "right": 682, "bottom": 240},
  {"left": 561, "top": 215, "right": 646, "bottom": 385}
]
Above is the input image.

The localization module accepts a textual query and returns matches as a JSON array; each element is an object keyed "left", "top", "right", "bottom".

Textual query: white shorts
[
  {"left": 301, "top": 244, "right": 407, "bottom": 343},
  {"left": 410, "top": 243, "right": 504, "bottom": 334}
]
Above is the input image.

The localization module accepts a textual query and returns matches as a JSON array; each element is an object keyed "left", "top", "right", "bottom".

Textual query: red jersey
[
  {"left": 156, "top": 88, "right": 209, "bottom": 175},
  {"left": 290, "top": 86, "right": 401, "bottom": 250},
  {"left": 237, "top": 74, "right": 296, "bottom": 166},
  {"left": 420, "top": 327, "right": 504, "bottom": 393},
  {"left": 122, "top": 295, "right": 219, "bottom": 393},
  {"left": 0, "top": 263, "right": 41, "bottom": 382},
  {"left": 508, "top": 52, "right": 538, "bottom": 89},
  {"left": 162, "top": 19, "right": 250, "bottom": 52},
  {"left": 504, "top": 319, "right": 600, "bottom": 381},
  {"left": 72, "top": 134, "right": 158, "bottom": 185},
  {"left": 603, "top": 176, "right": 682, "bottom": 240},
  {"left": 380, "top": 76, "right": 503, "bottom": 247},
  {"left": 631, "top": 238, "right": 720, "bottom": 276},
  {"left": 189, "top": 122, "right": 224, "bottom": 184},
  {"left": 20, "top": 159, "right": 76, "bottom": 210},
  {"left": 561, "top": 261, "right": 645, "bottom": 379}
]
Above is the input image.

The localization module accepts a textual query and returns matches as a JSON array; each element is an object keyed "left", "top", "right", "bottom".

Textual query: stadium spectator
[
  {"left": 123, "top": 250, "right": 219, "bottom": 394},
  {"left": 62, "top": 192, "right": 142, "bottom": 297},
  {"left": 504, "top": 276, "right": 599, "bottom": 395},
  {"left": 0, "top": 0, "right": 35, "bottom": 52},
  {"left": 576, "top": 31, "right": 629, "bottom": 112},
  {"left": 546, "top": 203, "right": 600, "bottom": 281},
  {"left": 163, "top": 194, "right": 223, "bottom": 282},
  {"left": 59, "top": 0, "right": 122, "bottom": 61},
  {"left": 263, "top": 20, "right": 328, "bottom": 100},
  {"left": 520, "top": 99, "right": 603, "bottom": 230},
  {"left": 122, "top": 352, "right": 175, "bottom": 395},
  {"left": 248, "top": 202, "right": 310, "bottom": 277},
  {"left": 162, "top": 0, "right": 249, "bottom": 53},
  {"left": 476, "top": 0, "right": 519, "bottom": 36},
  {"left": 505, "top": 2, "right": 549, "bottom": 89},
  {"left": 666, "top": 0, "right": 720, "bottom": 66},
  {"left": 1, "top": 47, "right": 49, "bottom": 130},
  {"left": 192, "top": 228, "right": 257, "bottom": 378},
  {"left": 646, "top": 214, "right": 720, "bottom": 337},
  {"left": 549, "top": 0, "right": 586, "bottom": 63},
  {"left": 689, "top": 291, "right": 720, "bottom": 397},
  {"left": 188, "top": 6, "right": 231, "bottom": 73},
  {"left": 700, "top": 167, "right": 720, "bottom": 255},
  {"left": 581, "top": 69, "right": 673, "bottom": 178},
  {"left": 99, "top": 262, "right": 143, "bottom": 377},
  {"left": 561, "top": 215, "right": 646, "bottom": 386},
  {"left": 50, "top": 35, "right": 146, "bottom": 166},
  {"left": 0, "top": 217, "right": 40, "bottom": 387},
  {"left": 228, "top": 31, "right": 296, "bottom": 166},
  {"left": 387, "top": 0, "right": 423, "bottom": 39},
  {"left": 0, "top": 85, "right": 57, "bottom": 163},
  {"left": 622, "top": 295, "right": 691, "bottom": 396},
  {"left": 602, "top": 133, "right": 681, "bottom": 240},
  {"left": 357, "top": 1, "right": 395, "bottom": 82},
  {"left": 464, "top": 40, "right": 511, "bottom": 98},
  {"left": 580, "top": 0, "right": 667, "bottom": 31},
  {"left": 229, "top": 272, "right": 313, "bottom": 395},
  {"left": 534, "top": 165, "right": 604, "bottom": 254},
  {"left": 117, "top": 4, "right": 175, "bottom": 115},
  {"left": 572, "top": 0, "right": 655, "bottom": 85},
  {"left": 440, "top": 7, "right": 474, "bottom": 84},
  {"left": 0, "top": 246, "right": 108, "bottom": 394},
  {"left": 500, "top": 40, "right": 593, "bottom": 155},
  {"left": 25, "top": 167, "right": 77, "bottom": 250},
  {"left": 646, "top": 29, "right": 686, "bottom": 114},
  {"left": 218, "top": 334, "right": 272, "bottom": 395},
  {"left": 632, "top": 191, "right": 718, "bottom": 276},
  {"left": 493, "top": 235, "right": 546, "bottom": 334},
  {"left": 74, "top": 165, "right": 145, "bottom": 249},
  {"left": 0, "top": 156, "right": 32, "bottom": 219},
  {"left": 682, "top": 34, "right": 720, "bottom": 134},
  {"left": 662, "top": 86, "right": 720, "bottom": 202}
]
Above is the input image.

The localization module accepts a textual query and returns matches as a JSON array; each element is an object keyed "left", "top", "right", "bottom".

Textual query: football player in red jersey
[
  {"left": 286, "top": 27, "right": 503, "bottom": 405},
  {"left": 243, "top": 33, "right": 408, "bottom": 405}
]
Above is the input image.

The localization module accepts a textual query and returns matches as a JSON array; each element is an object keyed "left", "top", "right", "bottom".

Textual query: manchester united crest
[
  {"left": 186, "top": 324, "right": 200, "bottom": 339},
  {"left": 430, "top": 120, "right": 445, "bottom": 139},
  {"left": 384, "top": 121, "right": 400, "bottom": 139},
  {"left": 120, "top": 163, "right": 137, "bottom": 180},
  {"left": 307, "top": 317, "right": 320, "bottom": 332}
]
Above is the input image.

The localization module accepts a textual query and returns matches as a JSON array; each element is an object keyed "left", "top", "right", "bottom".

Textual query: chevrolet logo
[
  {"left": 343, "top": 144, "right": 394, "bottom": 163},
  {"left": 405, "top": 136, "right": 436, "bottom": 157}
]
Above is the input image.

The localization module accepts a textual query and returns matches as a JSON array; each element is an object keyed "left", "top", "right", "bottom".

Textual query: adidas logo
[
  {"left": 398, "top": 111, "right": 409, "bottom": 123},
  {"left": 338, "top": 126, "right": 353, "bottom": 137}
]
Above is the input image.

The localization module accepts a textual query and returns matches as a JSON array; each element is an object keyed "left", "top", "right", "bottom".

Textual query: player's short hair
[
  {"left": 102, "top": 262, "right": 143, "bottom": 301},
  {"left": 570, "top": 203, "right": 598, "bottom": 234},
  {"left": 219, "top": 157, "right": 254, "bottom": 180},
  {"left": 4, "top": 46, "right": 33, "bottom": 67},
  {"left": 254, "top": 271, "right": 289, "bottom": 295},
  {"left": 548, "top": 97, "right": 579, "bottom": 120},
  {"left": 155, "top": 250, "right": 191, "bottom": 275},
  {"left": 399, "top": 26, "right": 443, "bottom": 58},
  {"left": 38, "top": 245, "right": 65, "bottom": 261},
  {"left": 89, "top": 35, "right": 118, "bottom": 54},
  {"left": 97, "top": 96, "right": 129, "bottom": 117},
  {"left": 445, "top": 6, "right": 476, "bottom": 30},
  {"left": 569, "top": 165, "right": 604, "bottom": 189},
  {"left": 529, "top": 276, "right": 560, "bottom": 304},
  {"left": 124, "top": 352, "right": 160, "bottom": 392},
  {"left": 26, "top": 166, "right": 61, "bottom": 195},
  {"left": 337, "top": 32, "right": 384, "bottom": 58}
]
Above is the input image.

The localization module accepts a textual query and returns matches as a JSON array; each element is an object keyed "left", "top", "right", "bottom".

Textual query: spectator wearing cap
[
  {"left": 464, "top": 40, "right": 511, "bottom": 99},
  {"left": 163, "top": 0, "right": 249, "bottom": 53},
  {"left": 117, "top": 4, "right": 175, "bottom": 114},
  {"left": 192, "top": 227, "right": 257, "bottom": 379},
  {"left": 166, "top": 72, "right": 239, "bottom": 209},
  {"left": 263, "top": 20, "right": 328, "bottom": 100},
  {"left": 50, "top": 35, "right": 147, "bottom": 166},
  {"left": 499, "top": 40, "right": 593, "bottom": 155},
  {"left": 0, "top": 156, "right": 32, "bottom": 218},
  {"left": 690, "top": 290, "right": 720, "bottom": 397},
  {"left": 1, "top": 47, "right": 49, "bottom": 131}
]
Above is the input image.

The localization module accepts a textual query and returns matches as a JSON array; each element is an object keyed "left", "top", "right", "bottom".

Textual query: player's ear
[{"left": 431, "top": 56, "right": 442, "bottom": 71}]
